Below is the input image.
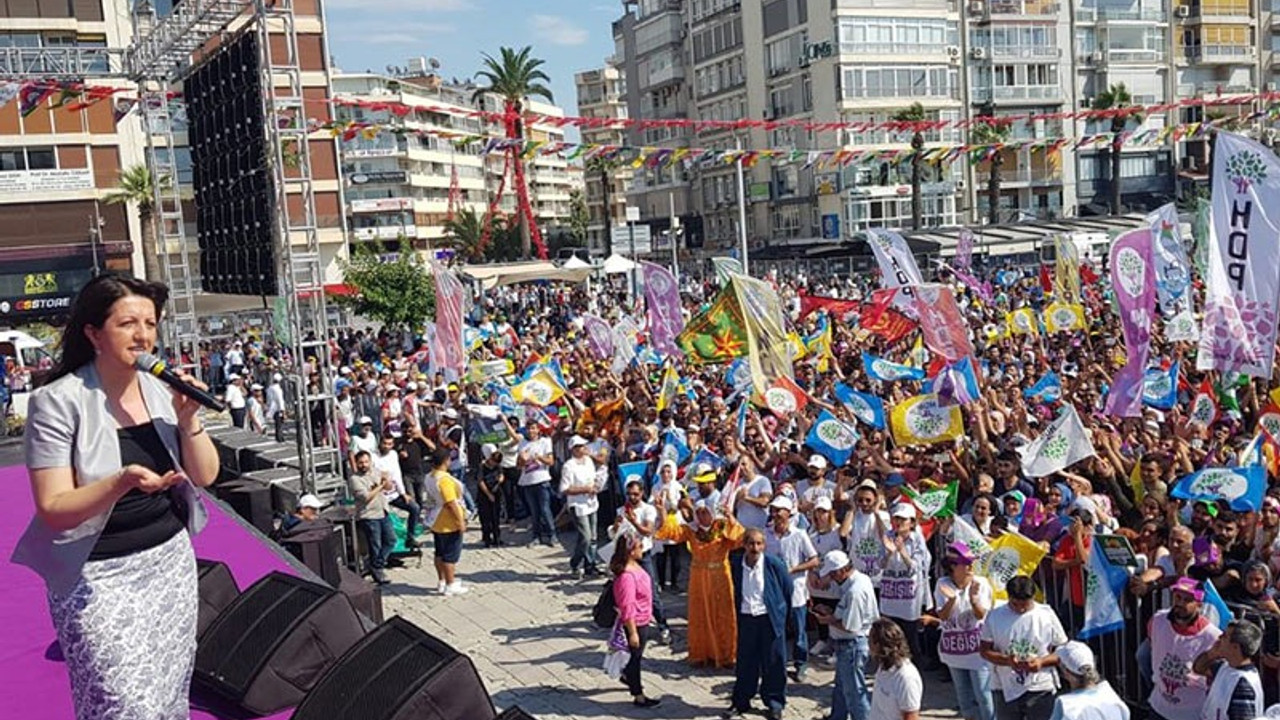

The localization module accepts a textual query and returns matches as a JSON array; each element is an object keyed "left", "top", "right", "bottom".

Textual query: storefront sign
[
  {"left": 353, "top": 225, "right": 416, "bottom": 240},
  {"left": 798, "top": 40, "right": 835, "bottom": 67},
  {"left": 0, "top": 169, "right": 94, "bottom": 194},
  {"left": 822, "top": 213, "right": 841, "bottom": 240},
  {"left": 348, "top": 171, "right": 408, "bottom": 185},
  {"left": 815, "top": 173, "right": 840, "bottom": 195},
  {"left": 350, "top": 198, "right": 413, "bottom": 213},
  {"left": 344, "top": 148, "right": 400, "bottom": 159},
  {"left": 748, "top": 182, "right": 771, "bottom": 202},
  {"left": 0, "top": 295, "right": 73, "bottom": 316}
]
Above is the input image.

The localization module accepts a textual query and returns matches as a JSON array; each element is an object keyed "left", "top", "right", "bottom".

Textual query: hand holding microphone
[{"left": 134, "top": 352, "right": 226, "bottom": 414}]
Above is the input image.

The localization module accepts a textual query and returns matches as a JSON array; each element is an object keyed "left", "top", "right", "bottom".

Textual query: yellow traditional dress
[{"left": 658, "top": 516, "right": 744, "bottom": 668}]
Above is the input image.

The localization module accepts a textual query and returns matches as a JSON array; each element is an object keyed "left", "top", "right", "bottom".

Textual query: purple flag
[
  {"left": 956, "top": 228, "right": 975, "bottom": 270},
  {"left": 1105, "top": 228, "right": 1156, "bottom": 417},
  {"left": 642, "top": 262, "right": 683, "bottom": 357},
  {"left": 581, "top": 313, "right": 615, "bottom": 360},
  {"left": 952, "top": 265, "right": 995, "bottom": 303}
]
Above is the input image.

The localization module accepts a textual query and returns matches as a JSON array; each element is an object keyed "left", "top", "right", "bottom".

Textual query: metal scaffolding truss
[
  {"left": 129, "top": 0, "right": 254, "bottom": 83},
  {"left": 0, "top": 47, "right": 130, "bottom": 79}
]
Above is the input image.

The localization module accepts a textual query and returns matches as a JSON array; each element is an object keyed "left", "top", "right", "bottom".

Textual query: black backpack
[{"left": 592, "top": 579, "right": 618, "bottom": 629}]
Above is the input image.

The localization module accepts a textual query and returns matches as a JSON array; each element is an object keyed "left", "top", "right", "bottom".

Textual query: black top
[{"left": 88, "top": 421, "right": 185, "bottom": 560}]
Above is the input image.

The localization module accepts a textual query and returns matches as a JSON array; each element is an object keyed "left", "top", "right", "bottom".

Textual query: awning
[
  {"left": 461, "top": 261, "right": 594, "bottom": 289},
  {"left": 324, "top": 283, "right": 358, "bottom": 297},
  {"left": 602, "top": 254, "right": 637, "bottom": 275}
]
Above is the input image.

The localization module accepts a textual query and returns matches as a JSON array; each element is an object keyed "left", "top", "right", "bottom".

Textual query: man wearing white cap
[
  {"left": 266, "top": 372, "right": 287, "bottom": 442},
  {"left": 560, "top": 436, "right": 604, "bottom": 578},
  {"left": 765, "top": 495, "right": 819, "bottom": 683},
  {"left": 814, "top": 549, "right": 878, "bottom": 720},
  {"left": 225, "top": 373, "right": 247, "bottom": 428},
  {"left": 798, "top": 454, "right": 837, "bottom": 516},
  {"left": 247, "top": 383, "right": 266, "bottom": 435},
  {"left": 1051, "top": 641, "right": 1129, "bottom": 720}
]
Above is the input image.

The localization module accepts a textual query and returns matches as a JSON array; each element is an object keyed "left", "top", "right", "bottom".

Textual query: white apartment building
[
  {"left": 574, "top": 61, "right": 633, "bottom": 255},
  {"left": 332, "top": 72, "right": 580, "bottom": 254}
]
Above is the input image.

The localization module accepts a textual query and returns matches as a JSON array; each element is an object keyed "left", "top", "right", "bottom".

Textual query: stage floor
[{"left": 0, "top": 464, "right": 298, "bottom": 720}]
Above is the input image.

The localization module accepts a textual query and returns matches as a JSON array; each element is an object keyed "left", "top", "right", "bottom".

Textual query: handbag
[{"left": 592, "top": 578, "right": 618, "bottom": 629}]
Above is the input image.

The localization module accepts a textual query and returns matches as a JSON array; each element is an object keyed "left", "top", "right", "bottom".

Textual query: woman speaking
[{"left": 10, "top": 274, "right": 220, "bottom": 719}]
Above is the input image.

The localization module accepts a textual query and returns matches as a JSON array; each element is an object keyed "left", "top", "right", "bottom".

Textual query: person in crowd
[
  {"left": 1148, "top": 577, "right": 1222, "bottom": 720},
  {"left": 764, "top": 494, "right": 820, "bottom": 682},
  {"left": 814, "top": 549, "right": 878, "bottom": 720},
  {"left": 657, "top": 494, "right": 745, "bottom": 668},
  {"left": 725, "top": 527, "right": 792, "bottom": 720},
  {"left": 611, "top": 478, "right": 671, "bottom": 644},
  {"left": 375, "top": 433, "right": 421, "bottom": 549},
  {"left": 428, "top": 446, "right": 468, "bottom": 596},
  {"left": 246, "top": 383, "right": 266, "bottom": 435},
  {"left": 1193, "top": 619, "right": 1265, "bottom": 720},
  {"left": 278, "top": 493, "right": 326, "bottom": 537},
  {"left": 225, "top": 373, "right": 247, "bottom": 428},
  {"left": 1049, "top": 642, "right": 1129, "bottom": 720},
  {"left": 651, "top": 458, "right": 688, "bottom": 592},
  {"left": 867, "top": 618, "right": 923, "bottom": 720},
  {"left": 476, "top": 443, "right": 506, "bottom": 547},
  {"left": 266, "top": 372, "right": 286, "bottom": 442},
  {"left": 979, "top": 575, "right": 1068, "bottom": 720},
  {"left": 561, "top": 435, "right": 604, "bottom": 578},
  {"left": 518, "top": 422, "right": 557, "bottom": 548},
  {"left": 807, "top": 495, "right": 849, "bottom": 663},
  {"left": 611, "top": 535, "right": 661, "bottom": 708},
  {"left": 16, "top": 274, "right": 219, "bottom": 720},
  {"left": 879, "top": 503, "right": 932, "bottom": 663},
  {"left": 844, "top": 480, "right": 888, "bottom": 586},
  {"left": 348, "top": 449, "right": 393, "bottom": 585},
  {"left": 936, "top": 542, "right": 995, "bottom": 720}
]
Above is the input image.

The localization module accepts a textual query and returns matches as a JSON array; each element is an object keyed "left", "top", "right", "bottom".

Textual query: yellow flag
[
  {"left": 656, "top": 363, "right": 680, "bottom": 411},
  {"left": 787, "top": 332, "right": 807, "bottom": 361},
  {"left": 890, "top": 394, "right": 965, "bottom": 447},
  {"left": 1270, "top": 387, "right": 1280, "bottom": 407},
  {"left": 979, "top": 531, "right": 1049, "bottom": 601},
  {"left": 1006, "top": 308, "right": 1040, "bottom": 335},
  {"left": 1043, "top": 302, "right": 1086, "bottom": 334},
  {"left": 1129, "top": 460, "right": 1146, "bottom": 505},
  {"left": 511, "top": 369, "right": 564, "bottom": 407},
  {"left": 1053, "top": 234, "right": 1081, "bottom": 303}
]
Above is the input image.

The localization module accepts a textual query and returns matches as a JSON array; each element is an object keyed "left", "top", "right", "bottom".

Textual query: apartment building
[
  {"left": 333, "top": 72, "right": 580, "bottom": 253},
  {"left": 0, "top": 0, "right": 140, "bottom": 324},
  {"left": 574, "top": 61, "right": 633, "bottom": 255}
]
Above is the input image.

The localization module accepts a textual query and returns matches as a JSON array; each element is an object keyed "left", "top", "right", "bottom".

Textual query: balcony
[
  {"left": 970, "top": 85, "right": 1064, "bottom": 103},
  {"left": 1077, "top": 7, "right": 1169, "bottom": 22},
  {"left": 1184, "top": 44, "right": 1255, "bottom": 63},
  {"left": 1104, "top": 48, "right": 1167, "bottom": 63},
  {"left": 644, "top": 62, "right": 685, "bottom": 89},
  {"left": 839, "top": 42, "right": 952, "bottom": 57},
  {"left": 990, "top": 45, "right": 1063, "bottom": 60},
  {"left": 969, "top": 0, "right": 1062, "bottom": 21}
]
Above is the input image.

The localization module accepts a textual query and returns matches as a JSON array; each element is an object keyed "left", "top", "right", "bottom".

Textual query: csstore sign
[
  {"left": 0, "top": 296, "right": 73, "bottom": 316},
  {"left": 0, "top": 267, "right": 92, "bottom": 318}
]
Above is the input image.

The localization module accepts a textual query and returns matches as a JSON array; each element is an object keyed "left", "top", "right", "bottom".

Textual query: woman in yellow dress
[{"left": 657, "top": 491, "right": 744, "bottom": 668}]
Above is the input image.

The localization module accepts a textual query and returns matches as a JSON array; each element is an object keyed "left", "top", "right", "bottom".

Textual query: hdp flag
[
  {"left": 660, "top": 429, "right": 691, "bottom": 466},
  {"left": 978, "top": 531, "right": 1048, "bottom": 601},
  {"left": 931, "top": 357, "right": 981, "bottom": 406},
  {"left": 787, "top": 331, "right": 808, "bottom": 361},
  {"left": 950, "top": 515, "right": 993, "bottom": 561},
  {"left": 1142, "top": 362, "right": 1179, "bottom": 410},
  {"left": 1006, "top": 308, "right": 1040, "bottom": 335},
  {"left": 1043, "top": 302, "right": 1086, "bottom": 333},
  {"left": 863, "top": 352, "right": 926, "bottom": 382},
  {"left": 726, "top": 357, "right": 753, "bottom": 391},
  {"left": 657, "top": 363, "right": 681, "bottom": 411},
  {"left": 1170, "top": 465, "right": 1266, "bottom": 512},
  {"left": 511, "top": 368, "right": 565, "bottom": 406},
  {"left": 890, "top": 394, "right": 965, "bottom": 447},
  {"left": 805, "top": 410, "right": 860, "bottom": 467},
  {"left": 762, "top": 375, "right": 809, "bottom": 417},
  {"left": 619, "top": 461, "right": 651, "bottom": 493},
  {"left": 1018, "top": 405, "right": 1096, "bottom": 477},
  {"left": 902, "top": 480, "right": 958, "bottom": 518},
  {"left": 1080, "top": 540, "right": 1128, "bottom": 639},
  {"left": 805, "top": 314, "right": 834, "bottom": 372},
  {"left": 692, "top": 447, "right": 724, "bottom": 471},
  {"left": 1024, "top": 371, "right": 1062, "bottom": 402},
  {"left": 712, "top": 256, "right": 744, "bottom": 285},
  {"left": 834, "top": 383, "right": 886, "bottom": 429},
  {"left": 736, "top": 398, "right": 749, "bottom": 439},
  {"left": 1202, "top": 578, "right": 1235, "bottom": 630},
  {"left": 1188, "top": 379, "right": 1221, "bottom": 427}
]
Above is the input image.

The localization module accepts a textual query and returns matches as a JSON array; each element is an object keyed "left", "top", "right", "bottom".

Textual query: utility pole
[
  {"left": 668, "top": 189, "right": 680, "bottom": 286},
  {"left": 89, "top": 200, "right": 104, "bottom": 276},
  {"left": 627, "top": 205, "right": 639, "bottom": 303},
  {"left": 736, "top": 137, "right": 749, "bottom": 275}
]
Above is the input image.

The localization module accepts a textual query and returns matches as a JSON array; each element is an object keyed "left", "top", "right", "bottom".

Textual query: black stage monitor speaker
[
  {"left": 279, "top": 522, "right": 343, "bottom": 588},
  {"left": 289, "top": 616, "right": 496, "bottom": 720},
  {"left": 196, "top": 559, "right": 240, "bottom": 639},
  {"left": 194, "top": 571, "right": 366, "bottom": 715},
  {"left": 214, "top": 477, "right": 275, "bottom": 535}
]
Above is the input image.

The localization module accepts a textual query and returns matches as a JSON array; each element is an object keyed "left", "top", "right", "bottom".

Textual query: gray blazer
[{"left": 11, "top": 362, "right": 209, "bottom": 595}]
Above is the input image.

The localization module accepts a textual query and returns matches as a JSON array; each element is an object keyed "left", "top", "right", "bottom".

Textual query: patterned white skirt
[{"left": 48, "top": 530, "right": 198, "bottom": 720}]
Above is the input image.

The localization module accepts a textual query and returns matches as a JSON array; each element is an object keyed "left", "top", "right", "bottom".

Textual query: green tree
[
  {"left": 103, "top": 164, "right": 163, "bottom": 283},
  {"left": 336, "top": 241, "right": 436, "bottom": 327},
  {"left": 473, "top": 46, "right": 554, "bottom": 259},
  {"left": 568, "top": 188, "right": 589, "bottom": 245},
  {"left": 443, "top": 207, "right": 488, "bottom": 263},
  {"left": 893, "top": 102, "right": 927, "bottom": 230},
  {"left": 1094, "top": 83, "right": 1142, "bottom": 215},
  {"left": 970, "top": 110, "right": 1011, "bottom": 226}
]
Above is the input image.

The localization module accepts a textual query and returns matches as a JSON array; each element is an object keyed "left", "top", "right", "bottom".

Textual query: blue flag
[
  {"left": 486, "top": 382, "right": 518, "bottom": 416},
  {"left": 1202, "top": 578, "right": 1235, "bottom": 630},
  {"left": 834, "top": 382, "right": 886, "bottom": 430},
  {"left": 692, "top": 447, "right": 725, "bottom": 471},
  {"left": 727, "top": 357, "right": 753, "bottom": 391},
  {"left": 930, "top": 357, "right": 981, "bottom": 406},
  {"left": 736, "top": 398, "right": 749, "bottom": 439},
  {"left": 619, "top": 461, "right": 650, "bottom": 493},
  {"left": 661, "top": 429, "right": 691, "bottom": 466},
  {"left": 805, "top": 410, "right": 860, "bottom": 467},
  {"left": 862, "top": 352, "right": 925, "bottom": 382},
  {"left": 1142, "top": 362, "right": 1178, "bottom": 410},
  {"left": 1024, "top": 371, "right": 1062, "bottom": 402},
  {"left": 1171, "top": 465, "right": 1267, "bottom": 512},
  {"left": 1080, "top": 540, "right": 1128, "bottom": 639}
]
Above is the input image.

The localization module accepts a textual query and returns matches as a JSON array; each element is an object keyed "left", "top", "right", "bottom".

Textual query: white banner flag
[
  {"left": 1017, "top": 405, "right": 1097, "bottom": 478},
  {"left": 1147, "top": 202, "right": 1193, "bottom": 317},
  {"left": 1198, "top": 132, "right": 1280, "bottom": 377},
  {"left": 868, "top": 229, "right": 924, "bottom": 313}
]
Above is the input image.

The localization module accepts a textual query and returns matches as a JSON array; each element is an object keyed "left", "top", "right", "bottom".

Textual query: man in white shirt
[
  {"left": 979, "top": 575, "right": 1068, "bottom": 720},
  {"left": 348, "top": 416, "right": 379, "bottom": 471},
  {"left": 815, "top": 550, "right": 879, "bottom": 720},
  {"left": 266, "top": 372, "right": 287, "bottom": 442},
  {"left": 1193, "top": 619, "right": 1264, "bottom": 720},
  {"left": 1050, "top": 642, "right": 1129, "bottom": 720},
  {"left": 727, "top": 527, "right": 792, "bottom": 720},
  {"left": 559, "top": 436, "right": 602, "bottom": 578},
  {"left": 376, "top": 434, "right": 421, "bottom": 548},
  {"left": 764, "top": 496, "right": 819, "bottom": 682},
  {"left": 517, "top": 423, "right": 557, "bottom": 547},
  {"left": 224, "top": 373, "right": 247, "bottom": 428},
  {"left": 735, "top": 460, "right": 774, "bottom": 530},
  {"left": 612, "top": 478, "right": 670, "bottom": 643}
]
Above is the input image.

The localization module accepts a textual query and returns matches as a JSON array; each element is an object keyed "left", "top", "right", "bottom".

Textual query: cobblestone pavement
[{"left": 378, "top": 520, "right": 964, "bottom": 720}]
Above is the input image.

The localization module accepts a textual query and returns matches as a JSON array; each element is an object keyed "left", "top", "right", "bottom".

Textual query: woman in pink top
[{"left": 611, "top": 535, "right": 661, "bottom": 708}]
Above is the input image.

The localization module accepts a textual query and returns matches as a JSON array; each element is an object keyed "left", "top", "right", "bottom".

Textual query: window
[
  {"left": 0, "top": 147, "right": 57, "bottom": 172},
  {"left": 840, "top": 66, "right": 956, "bottom": 100}
]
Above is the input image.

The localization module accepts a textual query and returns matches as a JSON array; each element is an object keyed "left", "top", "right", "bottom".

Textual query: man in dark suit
[{"left": 725, "top": 527, "right": 791, "bottom": 720}]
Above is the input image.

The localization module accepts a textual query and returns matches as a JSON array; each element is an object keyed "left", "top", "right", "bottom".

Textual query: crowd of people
[{"left": 188, "top": 251, "right": 1280, "bottom": 720}]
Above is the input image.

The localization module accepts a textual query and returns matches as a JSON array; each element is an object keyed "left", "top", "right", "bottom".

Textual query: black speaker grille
[
  {"left": 291, "top": 617, "right": 460, "bottom": 720},
  {"left": 197, "top": 573, "right": 332, "bottom": 694}
]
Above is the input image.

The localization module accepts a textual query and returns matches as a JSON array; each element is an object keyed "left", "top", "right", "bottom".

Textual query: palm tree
[
  {"left": 893, "top": 102, "right": 927, "bottom": 230},
  {"left": 103, "top": 164, "right": 164, "bottom": 283},
  {"left": 970, "top": 113, "right": 1011, "bottom": 226},
  {"left": 1093, "top": 83, "right": 1142, "bottom": 215},
  {"left": 442, "top": 207, "right": 488, "bottom": 263},
  {"left": 473, "top": 46, "right": 554, "bottom": 259}
]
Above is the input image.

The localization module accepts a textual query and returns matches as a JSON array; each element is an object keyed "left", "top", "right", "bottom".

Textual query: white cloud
[
  {"left": 363, "top": 25, "right": 456, "bottom": 44},
  {"left": 530, "top": 14, "right": 590, "bottom": 46}
]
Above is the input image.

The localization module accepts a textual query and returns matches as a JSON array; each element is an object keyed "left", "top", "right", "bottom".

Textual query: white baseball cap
[
  {"left": 769, "top": 496, "right": 794, "bottom": 512},
  {"left": 808, "top": 454, "right": 829, "bottom": 470},
  {"left": 298, "top": 493, "right": 325, "bottom": 510},
  {"left": 819, "top": 550, "right": 851, "bottom": 577},
  {"left": 442, "top": 408, "right": 459, "bottom": 419},
  {"left": 358, "top": 415, "right": 373, "bottom": 425},
  {"left": 228, "top": 373, "right": 241, "bottom": 380},
  {"left": 481, "top": 443, "right": 499, "bottom": 457},
  {"left": 891, "top": 503, "right": 917, "bottom": 520},
  {"left": 1057, "top": 641, "right": 1095, "bottom": 676},
  {"left": 814, "top": 496, "right": 834, "bottom": 512},
  {"left": 569, "top": 435, "right": 589, "bottom": 448}
]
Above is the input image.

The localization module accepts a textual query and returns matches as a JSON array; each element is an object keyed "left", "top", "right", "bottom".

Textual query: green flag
[{"left": 902, "top": 480, "right": 959, "bottom": 518}]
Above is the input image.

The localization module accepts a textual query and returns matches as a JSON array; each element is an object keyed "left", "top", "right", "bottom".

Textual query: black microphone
[{"left": 135, "top": 352, "right": 227, "bottom": 412}]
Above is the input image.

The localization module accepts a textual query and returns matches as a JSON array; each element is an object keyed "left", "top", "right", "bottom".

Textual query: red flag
[
  {"left": 1080, "top": 262, "right": 1100, "bottom": 285},
  {"left": 1039, "top": 264, "right": 1053, "bottom": 293},
  {"left": 1187, "top": 379, "right": 1220, "bottom": 427},
  {"left": 798, "top": 292, "right": 860, "bottom": 321},
  {"left": 719, "top": 464, "right": 742, "bottom": 516},
  {"left": 762, "top": 375, "right": 809, "bottom": 417},
  {"left": 859, "top": 291, "right": 917, "bottom": 344}
]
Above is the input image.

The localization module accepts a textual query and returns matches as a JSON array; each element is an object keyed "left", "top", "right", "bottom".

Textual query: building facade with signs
[{"left": 575, "top": 61, "right": 633, "bottom": 255}]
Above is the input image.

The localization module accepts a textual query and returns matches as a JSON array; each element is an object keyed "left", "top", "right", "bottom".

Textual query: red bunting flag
[{"left": 798, "top": 292, "right": 861, "bottom": 321}]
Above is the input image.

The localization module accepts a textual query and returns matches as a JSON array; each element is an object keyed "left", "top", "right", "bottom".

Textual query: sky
[{"left": 323, "top": 0, "right": 620, "bottom": 118}]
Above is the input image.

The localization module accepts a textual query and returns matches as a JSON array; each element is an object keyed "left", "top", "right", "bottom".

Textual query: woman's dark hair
[
  {"left": 430, "top": 447, "right": 451, "bottom": 469},
  {"left": 868, "top": 618, "right": 912, "bottom": 670},
  {"left": 45, "top": 274, "right": 169, "bottom": 386},
  {"left": 609, "top": 534, "right": 634, "bottom": 577}
]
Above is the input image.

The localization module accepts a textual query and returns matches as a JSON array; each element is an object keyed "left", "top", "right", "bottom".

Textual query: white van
[{"left": 0, "top": 330, "right": 53, "bottom": 418}]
